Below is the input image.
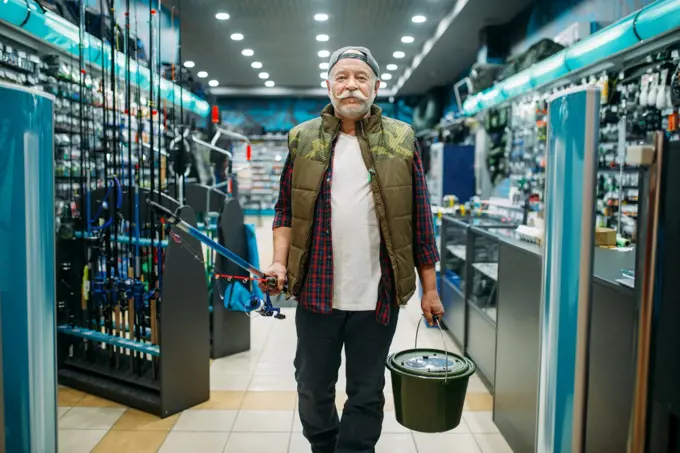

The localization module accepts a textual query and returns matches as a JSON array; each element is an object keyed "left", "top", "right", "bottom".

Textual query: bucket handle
[{"left": 415, "top": 315, "right": 450, "bottom": 382}]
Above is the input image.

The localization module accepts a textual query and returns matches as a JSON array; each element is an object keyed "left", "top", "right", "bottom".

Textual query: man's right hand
[{"left": 260, "top": 262, "right": 287, "bottom": 295}]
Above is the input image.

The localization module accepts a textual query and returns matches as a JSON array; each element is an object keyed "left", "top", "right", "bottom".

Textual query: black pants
[{"left": 294, "top": 305, "right": 399, "bottom": 453}]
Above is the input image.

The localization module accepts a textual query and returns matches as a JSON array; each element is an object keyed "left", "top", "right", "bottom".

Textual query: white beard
[{"left": 329, "top": 88, "right": 376, "bottom": 120}]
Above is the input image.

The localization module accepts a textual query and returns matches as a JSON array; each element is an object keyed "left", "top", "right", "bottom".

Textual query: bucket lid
[{"left": 388, "top": 348, "right": 472, "bottom": 378}]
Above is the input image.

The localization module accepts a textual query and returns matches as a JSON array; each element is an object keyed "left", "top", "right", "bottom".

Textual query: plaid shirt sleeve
[
  {"left": 273, "top": 152, "right": 293, "bottom": 229},
  {"left": 412, "top": 140, "right": 440, "bottom": 268}
]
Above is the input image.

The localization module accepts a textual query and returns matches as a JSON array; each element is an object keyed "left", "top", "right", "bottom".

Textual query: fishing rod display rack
[
  {"left": 175, "top": 182, "right": 254, "bottom": 359},
  {"left": 57, "top": 192, "right": 210, "bottom": 417}
]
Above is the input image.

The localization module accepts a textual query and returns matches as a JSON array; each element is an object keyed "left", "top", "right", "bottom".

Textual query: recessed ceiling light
[
  {"left": 316, "top": 34, "right": 329, "bottom": 42},
  {"left": 320, "top": 81, "right": 327, "bottom": 88},
  {"left": 401, "top": 36, "right": 414, "bottom": 44},
  {"left": 197, "top": 71, "right": 208, "bottom": 78},
  {"left": 314, "top": 13, "right": 328, "bottom": 21},
  {"left": 208, "top": 80, "right": 219, "bottom": 87},
  {"left": 230, "top": 33, "right": 244, "bottom": 40},
  {"left": 320, "top": 72, "right": 328, "bottom": 79},
  {"left": 318, "top": 50, "right": 330, "bottom": 58},
  {"left": 380, "top": 82, "right": 388, "bottom": 88},
  {"left": 386, "top": 64, "right": 398, "bottom": 71},
  {"left": 251, "top": 61, "right": 263, "bottom": 69},
  {"left": 183, "top": 61, "right": 195, "bottom": 68},
  {"left": 382, "top": 73, "right": 392, "bottom": 80},
  {"left": 241, "top": 49, "right": 254, "bottom": 57},
  {"left": 215, "top": 12, "right": 230, "bottom": 20},
  {"left": 319, "top": 62, "right": 329, "bottom": 70},
  {"left": 393, "top": 51, "right": 405, "bottom": 59},
  {"left": 258, "top": 72, "right": 269, "bottom": 79},
  {"left": 265, "top": 81, "right": 275, "bottom": 87},
  {"left": 412, "top": 15, "right": 427, "bottom": 23}
]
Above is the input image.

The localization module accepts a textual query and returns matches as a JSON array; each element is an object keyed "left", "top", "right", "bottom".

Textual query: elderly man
[{"left": 262, "top": 46, "right": 443, "bottom": 453}]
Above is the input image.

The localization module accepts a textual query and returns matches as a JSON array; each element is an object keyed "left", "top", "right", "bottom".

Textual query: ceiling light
[
  {"left": 258, "top": 72, "right": 269, "bottom": 79},
  {"left": 380, "top": 82, "right": 388, "bottom": 88},
  {"left": 412, "top": 15, "right": 427, "bottom": 23},
  {"left": 393, "top": 51, "right": 405, "bottom": 59},
  {"left": 316, "top": 34, "right": 329, "bottom": 42},
  {"left": 197, "top": 71, "right": 208, "bottom": 78},
  {"left": 314, "top": 13, "right": 328, "bottom": 21},
  {"left": 382, "top": 73, "right": 392, "bottom": 80},
  {"left": 230, "top": 33, "right": 244, "bottom": 40},
  {"left": 183, "top": 61, "right": 195, "bottom": 68},
  {"left": 318, "top": 50, "right": 330, "bottom": 58},
  {"left": 265, "top": 81, "right": 275, "bottom": 87},
  {"left": 215, "top": 12, "right": 230, "bottom": 20},
  {"left": 320, "top": 72, "right": 328, "bottom": 79},
  {"left": 241, "top": 49, "right": 254, "bottom": 57},
  {"left": 386, "top": 64, "right": 398, "bottom": 71},
  {"left": 208, "top": 80, "right": 219, "bottom": 87},
  {"left": 320, "top": 81, "right": 327, "bottom": 88},
  {"left": 319, "top": 62, "right": 329, "bottom": 69},
  {"left": 401, "top": 36, "right": 414, "bottom": 44},
  {"left": 251, "top": 62, "right": 263, "bottom": 69}
]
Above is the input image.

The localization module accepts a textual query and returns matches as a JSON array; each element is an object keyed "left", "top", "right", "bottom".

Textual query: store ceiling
[{"left": 163, "top": 0, "right": 534, "bottom": 97}]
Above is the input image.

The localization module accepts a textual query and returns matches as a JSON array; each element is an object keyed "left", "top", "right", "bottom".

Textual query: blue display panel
[
  {"left": 0, "top": 83, "right": 57, "bottom": 453},
  {"left": 537, "top": 86, "right": 600, "bottom": 453}
]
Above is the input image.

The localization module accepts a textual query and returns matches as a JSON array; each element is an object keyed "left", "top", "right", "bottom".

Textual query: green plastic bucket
[{"left": 386, "top": 317, "right": 475, "bottom": 433}]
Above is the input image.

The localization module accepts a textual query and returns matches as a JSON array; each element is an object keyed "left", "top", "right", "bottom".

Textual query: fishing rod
[{"left": 146, "top": 199, "right": 286, "bottom": 319}]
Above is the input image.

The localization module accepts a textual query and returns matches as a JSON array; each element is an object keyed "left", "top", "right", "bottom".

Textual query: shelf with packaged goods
[{"left": 0, "top": 0, "right": 209, "bottom": 117}]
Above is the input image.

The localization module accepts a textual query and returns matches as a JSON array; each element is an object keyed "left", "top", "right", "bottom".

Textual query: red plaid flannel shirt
[{"left": 273, "top": 137, "right": 439, "bottom": 325}]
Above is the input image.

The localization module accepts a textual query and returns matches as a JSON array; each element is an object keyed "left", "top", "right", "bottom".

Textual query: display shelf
[
  {"left": 472, "top": 262, "right": 499, "bottom": 280},
  {"left": 0, "top": 0, "right": 209, "bottom": 117},
  {"left": 235, "top": 137, "right": 288, "bottom": 212}
]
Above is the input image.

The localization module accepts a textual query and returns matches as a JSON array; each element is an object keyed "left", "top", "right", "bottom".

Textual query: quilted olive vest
[{"left": 285, "top": 104, "right": 417, "bottom": 305}]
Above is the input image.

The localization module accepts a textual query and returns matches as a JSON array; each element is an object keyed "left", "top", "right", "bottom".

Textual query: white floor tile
[
  {"left": 382, "top": 412, "right": 411, "bottom": 433},
  {"left": 248, "top": 374, "right": 297, "bottom": 391},
  {"left": 223, "top": 432, "right": 291, "bottom": 453},
  {"left": 288, "top": 432, "right": 311, "bottom": 453},
  {"left": 466, "top": 375, "right": 489, "bottom": 393},
  {"left": 292, "top": 411, "right": 303, "bottom": 432},
  {"left": 58, "top": 407, "right": 71, "bottom": 419},
  {"left": 210, "top": 373, "right": 252, "bottom": 391},
  {"left": 59, "top": 407, "right": 126, "bottom": 430},
  {"left": 254, "top": 361, "right": 295, "bottom": 376},
  {"left": 413, "top": 432, "right": 482, "bottom": 453},
  {"left": 173, "top": 410, "right": 238, "bottom": 432},
  {"left": 463, "top": 411, "right": 499, "bottom": 434},
  {"left": 474, "top": 433, "right": 514, "bottom": 453},
  {"left": 232, "top": 410, "right": 294, "bottom": 432},
  {"left": 376, "top": 433, "right": 417, "bottom": 453},
  {"left": 212, "top": 357, "right": 259, "bottom": 375},
  {"left": 58, "top": 429, "right": 107, "bottom": 453},
  {"left": 159, "top": 431, "right": 230, "bottom": 453}
]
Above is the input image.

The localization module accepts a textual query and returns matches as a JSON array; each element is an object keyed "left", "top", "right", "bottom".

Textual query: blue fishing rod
[{"left": 146, "top": 199, "right": 286, "bottom": 319}]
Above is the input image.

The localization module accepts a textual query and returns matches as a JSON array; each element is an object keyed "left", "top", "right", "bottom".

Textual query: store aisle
[{"left": 56, "top": 221, "right": 513, "bottom": 453}]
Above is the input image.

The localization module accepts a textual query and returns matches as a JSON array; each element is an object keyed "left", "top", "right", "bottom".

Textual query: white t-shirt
[{"left": 330, "top": 132, "right": 381, "bottom": 311}]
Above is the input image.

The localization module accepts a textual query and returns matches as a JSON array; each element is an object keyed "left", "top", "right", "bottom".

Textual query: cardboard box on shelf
[{"left": 595, "top": 227, "right": 617, "bottom": 246}]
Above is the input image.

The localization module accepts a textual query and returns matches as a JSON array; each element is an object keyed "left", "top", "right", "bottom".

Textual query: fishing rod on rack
[{"left": 146, "top": 199, "right": 286, "bottom": 320}]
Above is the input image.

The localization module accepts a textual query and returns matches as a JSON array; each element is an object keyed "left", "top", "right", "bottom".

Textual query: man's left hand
[{"left": 421, "top": 290, "right": 445, "bottom": 326}]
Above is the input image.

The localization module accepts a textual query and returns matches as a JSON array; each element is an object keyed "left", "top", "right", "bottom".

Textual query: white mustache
[{"left": 335, "top": 90, "right": 368, "bottom": 100}]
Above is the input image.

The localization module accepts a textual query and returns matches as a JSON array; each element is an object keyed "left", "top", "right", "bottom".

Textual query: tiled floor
[{"left": 57, "top": 221, "right": 514, "bottom": 452}]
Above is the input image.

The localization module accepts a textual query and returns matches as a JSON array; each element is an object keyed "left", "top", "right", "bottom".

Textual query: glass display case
[
  {"left": 468, "top": 227, "right": 512, "bottom": 322},
  {"left": 439, "top": 215, "right": 517, "bottom": 352},
  {"left": 465, "top": 226, "right": 516, "bottom": 390}
]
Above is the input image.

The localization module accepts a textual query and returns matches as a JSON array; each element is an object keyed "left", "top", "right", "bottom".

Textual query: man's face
[{"left": 326, "top": 56, "right": 380, "bottom": 120}]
